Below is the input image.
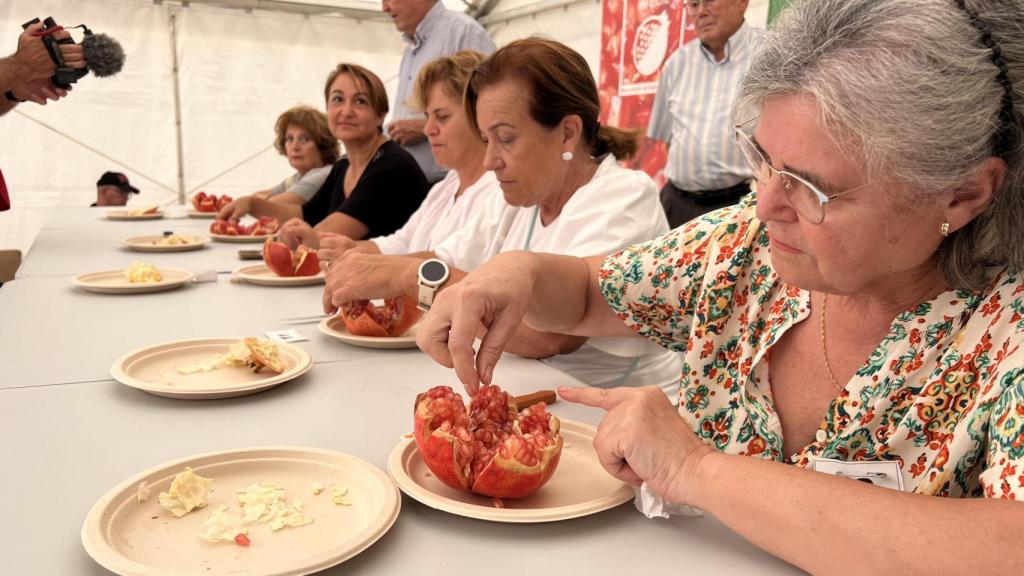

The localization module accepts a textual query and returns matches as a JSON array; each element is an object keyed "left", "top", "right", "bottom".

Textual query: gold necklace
[{"left": 819, "top": 293, "right": 844, "bottom": 392}]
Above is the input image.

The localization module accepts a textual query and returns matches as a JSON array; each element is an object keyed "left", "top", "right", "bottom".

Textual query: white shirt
[
  {"left": 371, "top": 170, "right": 499, "bottom": 255},
  {"left": 435, "top": 156, "right": 683, "bottom": 395},
  {"left": 647, "top": 22, "right": 765, "bottom": 191}
]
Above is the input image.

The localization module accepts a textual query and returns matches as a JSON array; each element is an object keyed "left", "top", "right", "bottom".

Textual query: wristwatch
[{"left": 417, "top": 258, "right": 450, "bottom": 311}]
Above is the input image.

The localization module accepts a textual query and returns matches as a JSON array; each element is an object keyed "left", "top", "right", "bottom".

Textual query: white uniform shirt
[
  {"left": 647, "top": 22, "right": 765, "bottom": 191},
  {"left": 371, "top": 170, "right": 499, "bottom": 255},
  {"left": 435, "top": 155, "right": 683, "bottom": 395}
]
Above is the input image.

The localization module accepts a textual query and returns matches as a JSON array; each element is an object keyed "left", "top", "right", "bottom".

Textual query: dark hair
[
  {"left": 273, "top": 105, "right": 340, "bottom": 165},
  {"left": 323, "top": 63, "right": 390, "bottom": 123},
  {"left": 465, "top": 37, "right": 639, "bottom": 160}
]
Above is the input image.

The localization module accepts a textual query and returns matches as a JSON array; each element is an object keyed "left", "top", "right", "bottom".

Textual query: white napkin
[
  {"left": 192, "top": 269, "right": 219, "bottom": 283},
  {"left": 633, "top": 481, "right": 703, "bottom": 519}
]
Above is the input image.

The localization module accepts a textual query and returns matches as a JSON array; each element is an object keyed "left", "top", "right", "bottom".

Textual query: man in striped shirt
[
  {"left": 648, "top": 0, "right": 765, "bottom": 228},
  {"left": 383, "top": 0, "right": 495, "bottom": 183}
]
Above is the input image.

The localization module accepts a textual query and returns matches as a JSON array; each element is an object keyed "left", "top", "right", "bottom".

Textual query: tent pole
[{"left": 170, "top": 7, "right": 187, "bottom": 205}]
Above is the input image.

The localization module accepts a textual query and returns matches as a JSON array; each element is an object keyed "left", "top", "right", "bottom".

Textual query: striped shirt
[
  {"left": 647, "top": 22, "right": 765, "bottom": 191},
  {"left": 393, "top": 2, "right": 495, "bottom": 183}
]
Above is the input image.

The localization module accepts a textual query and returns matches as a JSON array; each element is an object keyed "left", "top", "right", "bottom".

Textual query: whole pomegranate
[{"left": 414, "top": 384, "right": 562, "bottom": 499}]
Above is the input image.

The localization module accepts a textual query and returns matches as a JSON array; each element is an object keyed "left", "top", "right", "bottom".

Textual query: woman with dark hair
[
  {"left": 219, "top": 63, "right": 428, "bottom": 242},
  {"left": 418, "top": 1, "right": 1024, "bottom": 573},
  {"left": 323, "top": 38, "right": 680, "bottom": 394}
]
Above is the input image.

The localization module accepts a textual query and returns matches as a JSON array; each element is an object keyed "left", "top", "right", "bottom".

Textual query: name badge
[
  {"left": 812, "top": 458, "right": 904, "bottom": 491},
  {"left": 264, "top": 329, "right": 308, "bottom": 343}
]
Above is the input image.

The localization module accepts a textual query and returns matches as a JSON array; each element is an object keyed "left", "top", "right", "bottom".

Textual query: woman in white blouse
[
  {"left": 308, "top": 50, "right": 497, "bottom": 260},
  {"left": 322, "top": 38, "right": 680, "bottom": 394}
]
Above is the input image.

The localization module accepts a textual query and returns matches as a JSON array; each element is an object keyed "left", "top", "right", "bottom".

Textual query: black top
[{"left": 302, "top": 140, "right": 429, "bottom": 238}]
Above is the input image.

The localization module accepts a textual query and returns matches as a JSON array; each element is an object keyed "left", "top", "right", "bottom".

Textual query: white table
[{"left": 0, "top": 205, "right": 803, "bottom": 575}]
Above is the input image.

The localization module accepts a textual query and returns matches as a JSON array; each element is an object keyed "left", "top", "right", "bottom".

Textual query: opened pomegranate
[
  {"left": 414, "top": 384, "right": 562, "bottom": 498},
  {"left": 210, "top": 217, "right": 279, "bottom": 236},
  {"left": 263, "top": 238, "right": 320, "bottom": 277},
  {"left": 192, "top": 192, "right": 233, "bottom": 212},
  {"left": 341, "top": 296, "right": 421, "bottom": 337}
]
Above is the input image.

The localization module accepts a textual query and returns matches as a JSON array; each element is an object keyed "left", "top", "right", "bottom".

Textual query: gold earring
[{"left": 940, "top": 222, "right": 950, "bottom": 237}]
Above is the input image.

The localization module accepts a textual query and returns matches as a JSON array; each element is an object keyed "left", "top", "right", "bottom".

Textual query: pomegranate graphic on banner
[{"left": 599, "top": 0, "right": 698, "bottom": 184}]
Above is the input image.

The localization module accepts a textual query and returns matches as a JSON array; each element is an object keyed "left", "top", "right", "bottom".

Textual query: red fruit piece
[
  {"left": 413, "top": 384, "right": 563, "bottom": 499},
  {"left": 341, "top": 296, "right": 421, "bottom": 337},
  {"left": 262, "top": 238, "right": 321, "bottom": 277}
]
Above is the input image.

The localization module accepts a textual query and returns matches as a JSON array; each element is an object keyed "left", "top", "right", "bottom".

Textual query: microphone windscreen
[{"left": 82, "top": 33, "right": 125, "bottom": 78}]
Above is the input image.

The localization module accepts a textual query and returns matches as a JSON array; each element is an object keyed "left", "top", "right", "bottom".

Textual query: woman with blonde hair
[
  {"left": 323, "top": 38, "right": 680, "bottom": 394},
  {"left": 317, "top": 50, "right": 498, "bottom": 262}
]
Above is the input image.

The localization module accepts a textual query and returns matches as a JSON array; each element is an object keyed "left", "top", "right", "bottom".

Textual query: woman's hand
[
  {"left": 415, "top": 252, "right": 540, "bottom": 395},
  {"left": 217, "top": 196, "right": 252, "bottom": 221},
  {"left": 277, "top": 218, "right": 318, "bottom": 249},
  {"left": 321, "top": 253, "right": 419, "bottom": 314},
  {"left": 559, "top": 386, "right": 712, "bottom": 505},
  {"left": 318, "top": 233, "right": 359, "bottom": 266}
]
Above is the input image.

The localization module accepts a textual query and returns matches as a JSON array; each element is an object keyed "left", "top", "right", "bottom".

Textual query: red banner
[{"left": 598, "top": 0, "right": 697, "bottom": 184}]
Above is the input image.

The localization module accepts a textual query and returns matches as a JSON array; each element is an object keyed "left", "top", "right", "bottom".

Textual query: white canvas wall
[
  {"left": 0, "top": 0, "right": 404, "bottom": 253},
  {"left": 0, "top": 0, "right": 769, "bottom": 255}
]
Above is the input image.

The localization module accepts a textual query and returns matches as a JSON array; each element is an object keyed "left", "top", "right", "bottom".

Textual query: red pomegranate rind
[
  {"left": 413, "top": 384, "right": 562, "bottom": 499},
  {"left": 414, "top": 387, "right": 474, "bottom": 491},
  {"left": 385, "top": 295, "right": 422, "bottom": 336},
  {"left": 263, "top": 238, "right": 296, "bottom": 277},
  {"left": 293, "top": 248, "right": 320, "bottom": 276},
  {"left": 342, "top": 296, "right": 421, "bottom": 337}
]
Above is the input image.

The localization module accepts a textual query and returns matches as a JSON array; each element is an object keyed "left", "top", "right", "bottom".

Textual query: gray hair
[{"left": 737, "top": 0, "right": 1024, "bottom": 291}]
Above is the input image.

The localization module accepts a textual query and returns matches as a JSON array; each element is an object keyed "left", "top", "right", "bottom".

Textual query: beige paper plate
[
  {"left": 210, "top": 232, "right": 272, "bottom": 243},
  {"left": 234, "top": 264, "right": 325, "bottom": 286},
  {"left": 106, "top": 209, "right": 165, "bottom": 221},
  {"left": 387, "top": 419, "right": 632, "bottom": 522},
  {"left": 110, "top": 337, "right": 313, "bottom": 399},
  {"left": 122, "top": 235, "right": 210, "bottom": 253},
  {"left": 318, "top": 315, "right": 419, "bottom": 349},
  {"left": 72, "top": 268, "right": 194, "bottom": 294},
  {"left": 81, "top": 446, "right": 401, "bottom": 576},
  {"left": 187, "top": 210, "right": 218, "bottom": 218}
]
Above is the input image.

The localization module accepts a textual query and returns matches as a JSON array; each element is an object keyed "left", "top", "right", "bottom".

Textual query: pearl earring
[
  {"left": 561, "top": 151, "right": 574, "bottom": 161},
  {"left": 940, "top": 222, "right": 950, "bottom": 237}
]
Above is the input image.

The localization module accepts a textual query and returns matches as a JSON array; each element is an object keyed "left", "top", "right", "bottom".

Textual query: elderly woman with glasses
[{"left": 416, "top": 0, "right": 1024, "bottom": 572}]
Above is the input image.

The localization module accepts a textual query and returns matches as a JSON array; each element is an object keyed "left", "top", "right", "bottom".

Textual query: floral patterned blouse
[{"left": 599, "top": 193, "right": 1024, "bottom": 498}]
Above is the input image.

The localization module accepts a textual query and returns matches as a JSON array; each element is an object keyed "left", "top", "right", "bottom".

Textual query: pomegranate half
[
  {"left": 341, "top": 296, "right": 421, "bottom": 337},
  {"left": 413, "top": 384, "right": 563, "bottom": 498},
  {"left": 262, "top": 238, "right": 320, "bottom": 277}
]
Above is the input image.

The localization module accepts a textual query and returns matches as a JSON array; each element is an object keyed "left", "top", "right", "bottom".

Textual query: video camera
[{"left": 22, "top": 16, "right": 124, "bottom": 88}]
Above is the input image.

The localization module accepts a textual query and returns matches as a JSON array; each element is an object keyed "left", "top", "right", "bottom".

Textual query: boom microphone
[
  {"left": 21, "top": 17, "right": 126, "bottom": 87},
  {"left": 81, "top": 32, "right": 125, "bottom": 78}
]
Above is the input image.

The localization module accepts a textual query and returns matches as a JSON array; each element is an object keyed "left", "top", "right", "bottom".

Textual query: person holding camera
[{"left": 0, "top": 21, "right": 85, "bottom": 116}]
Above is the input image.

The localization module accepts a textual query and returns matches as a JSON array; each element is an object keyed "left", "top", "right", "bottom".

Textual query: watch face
[{"left": 421, "top": 260, "right": 447, "bottom": 283}]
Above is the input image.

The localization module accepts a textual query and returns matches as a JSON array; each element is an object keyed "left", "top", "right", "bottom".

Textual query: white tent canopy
[{"left": 0, "top": 0, "right": 766, "bottom": 253}]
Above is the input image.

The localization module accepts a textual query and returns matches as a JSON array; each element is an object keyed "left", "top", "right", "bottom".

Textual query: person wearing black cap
[{"left": 91, "top": 171, "right": 139, "bottom": 206}]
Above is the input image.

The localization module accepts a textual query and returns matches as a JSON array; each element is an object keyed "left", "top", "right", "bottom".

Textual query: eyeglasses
[
  {"left": 733, "top": 119, "right": 867, "bottom": 224},
  {"left": 686, "top": 0, "right": 717, "bottom": 10}
]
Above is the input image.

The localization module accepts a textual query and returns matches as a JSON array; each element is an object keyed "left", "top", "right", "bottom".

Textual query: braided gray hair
[{"left": 737, "top": 0, "right": 1024, "bottom": 291}]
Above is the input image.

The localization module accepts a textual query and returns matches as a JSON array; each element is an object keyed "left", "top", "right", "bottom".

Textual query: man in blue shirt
[
  {"left": 383, "top": 0, "right": 495, "bottom": 183},
  {"left": 648, "top": 0, "right": 763, "bottom": 228}
]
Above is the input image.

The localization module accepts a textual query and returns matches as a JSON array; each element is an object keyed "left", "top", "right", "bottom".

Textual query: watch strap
[{"left": 417, "top": 283, "right": 437, "bottom": 312}]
